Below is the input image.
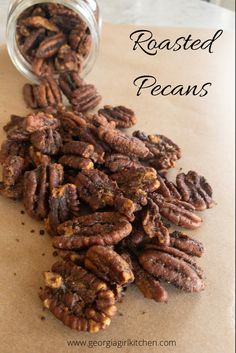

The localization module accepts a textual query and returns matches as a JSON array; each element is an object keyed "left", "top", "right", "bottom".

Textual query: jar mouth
[{"left": 7, "top": 0, "right": 101, "bottom": 83}]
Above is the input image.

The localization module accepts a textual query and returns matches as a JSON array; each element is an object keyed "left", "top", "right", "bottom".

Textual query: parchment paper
[{"left": 0, "top": 24, "right": 234, "bottom": 353}]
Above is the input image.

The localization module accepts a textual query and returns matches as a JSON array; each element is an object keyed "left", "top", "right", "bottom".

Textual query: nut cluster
[{"left": 0, "top": 4, "right": 216, "bottom": 333}]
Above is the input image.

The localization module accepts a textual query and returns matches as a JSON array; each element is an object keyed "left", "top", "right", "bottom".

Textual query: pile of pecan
[{"left": 0, "top": 3, "right": 215, "bottom": 334}]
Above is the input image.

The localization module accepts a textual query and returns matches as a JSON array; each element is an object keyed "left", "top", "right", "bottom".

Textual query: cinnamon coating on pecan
[
  {"left": 156, "top": 173, "right": 181, "bottom": 200},
  {"left": 30, "top": 129, "right": 62, "bottom": 155},
  {"left": 25, "top": 112, "right": 60, "bottom": 133},
  {"left": 85, "top": 246, "right": 134, "bottom": 286},
  {"left": 176, "top": 171, "right": 215, "bottom": 211},
  {"left": 105, "top": 154, "right": 140, "bottom": 173},
  {"left": 4, "top": 115, "right": 29, "bottom": 142},
  {"left": 71, "top": 84, "right": 102, "bottom": 114},
  {"left": 0, "top": 180, "right": 24, "bottom": 200},
  {"left": 62, "top": 141, "right": 95, "bottom": 159},
  {"left": 53, "top": 212, "right": 132, "bottom": 250},
  {"left": 39, "top": 260, "right": 117, "bottom": 333},
  {"left": 98, "top": 105, "right": 137, "bottom": 129},
  {"left": 139, "top": 247, "right": 205, "bottom": 293},
  {"left": 59, "top": 155, "right": 94, "bottom": 170},
  {"left": 28, "top": 146, "right": 51, "bottom": 167},
  {"left": 1, "top": 156, "right": 25, "bottom": 186},
  {"left": 0, "top": 140, "right": 28, "bottom": 164},
  {"left": 170, "top": 231, "right": 204, "bottom": 257}
]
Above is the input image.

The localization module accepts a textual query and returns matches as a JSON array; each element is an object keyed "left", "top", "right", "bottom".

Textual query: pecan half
[
  {"left": 71, "top": 84, "right": 102, "bottom": 113},
  {"left": 156, "top": 173, "right": 181, "bottom": 201},
  {"left": 139, "top": 247, "right": 205, "bottom": 292},
  {"left": 142, "top": 199, "right": 170, "bottom": 246},
  {"left": 150, "top": 193, "right": 202, "bottom": 230},
  {"left": 21, "top": 28, "right": 45, "bottom": 55},
  {"left": 62, "top": 141, "right": 95, "bottom": 159},
  {"left": 98, "top": 105, "right": 137, "bottom": 129},
  {"left": 170, "top": 231, "right": 204, "bottom": 257},
  {"left": 30, "top": 129, "right": 62, "bottom": 155},
  {"left": 35, "top": 32, "right": 66, "bottom": 58},
  {"left": 46, "top": 184, "right": 80, "bottom": 235},
  {"left": 23, "top": 163, "right": 64, "bottom": 219},
  {"left": 28, "top": 146, "right": 51, "bottom": 167},
  {"left": 55, "top": 45, "right": 81, "bottom": 72},
  {"left": 176, "top": 171, "right": 215, "bottom": 211},
  {"left": 4, "top": 115, "right": 29, "bottom": 142},
  {"left": 59, "top": 71, "right": 83, "bottom": 99},
  {"left": 85, "top": 246, "right": 134, "bottom": 286},
  {"left": 39, "top": 260, "right": 117, "bottom": 332},
  {"left": 0, "top": 140, "right": 28, "bottom": 164},
  {"left": 53, "top": 212, "right": 132, "bottom": 250},
  {"left": 59, "top": 155, "right": 94, "bottom": 170},
  {"left": 1, "top": 156, "right": 25, "bottom": 186},
  {"left": 22, "top": 16, "right": 60, "bottom": 32},
  {"left": 105, "top": 154, "right": 140, "bottom": 173},
  {"left": 69, "top": 29, "right": 92, "bottom": 58},
  {"left": 25, "top": 112, "right": 60, "bottom": 133},
  {"left": 98, "top": 127, "right": 150, "bottom": 159},
  {"left": 133, "top": 131, "right": 181, "bottom": 171}
]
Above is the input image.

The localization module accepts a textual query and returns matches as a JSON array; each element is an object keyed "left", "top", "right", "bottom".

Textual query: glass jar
[{"left": 6, "top": 0, "right": 101, "bottom": 82}]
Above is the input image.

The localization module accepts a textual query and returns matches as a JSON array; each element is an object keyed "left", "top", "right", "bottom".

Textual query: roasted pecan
[
  {"left": 28, "top": 146, "right": 51, "bottom": 167},
  {"left": 23, "top": 163, "right": 64, "bottom": 219},
  {"left": 4, "top": 115, "right": 29, "bottom": 141},
  {"left": 142, "top": 199, "right": 170, "bottom": 246},
  {"left": 59, "top": 110, "right": 87, "bottom": 138},
  {"left": 39, "top": 260, "right": 117, "bottom": 332},
  {"left": 25, "top": 112, "right": 60, "bottom": 133},
  {"left": 85, "top": 246, "right": 134, "bottom": 286},
  {"left": 150, "top": 193, "right": 202, "bottom": 230},
  {"left": 156, "top": 173, "right": 181, "bottom": 201},
  {"left": 22, "top": 16, "right": 60, "bottom": 32},
  {"left": 122, "top": 252, "right": 168, "bottom": 303},
  {"left": 105, "top": 154, "right": 140, "bottom": 173},
  {"left": 59, "top": 155, "right": 94, "bottom": 170},
  {"left": 53, "top": 212, "right": 132, "bottom": 250},
  {"left": 85, "top": 113, "right": 116, "bottom": 129},
  {"left": 176, "top": 171, "right": 215, "bottom": 211},
  {"left": 59, "top": 71, "right": 83, "bottom": 99},
  {"left": 30, "top": 129, "right": 62, "bottom": 155},
  {"left": 98, "top": 105, "right": 137, "bottom": 129},
  {"left": 55, "top": 45, "right": 81, "bottom": 72},
  {"left": 1, "top": 156, "right": 25, "bottom": 186},
  {"left": 62, "top": 141, "right": 95, "bottom": 159},
  {"left": 69, "top": 28, "right": 92, "bottom": 58},
  {"left": 46, "top": 184, "right": 80, "bottom": 235},
  {"left": 111, "top": 166, "right": 160, "bottom": 209},
  {"left": 71, "top": 84, "right": 102, "bottom": 113},
  {"left": 0, "top": 180, "right": 24, "bottom": 200},
  {"left": 170, "top": 231, "right": 204, "bottom": 257},
  {"left": 35, "top": 32, "right": 66, "bottom": 58},
  {"left": 133, "top": 131, "right": 181, "bottom": 171},
  {"left": 139, "top": 247, "right": 205, "bottom": 292},
  {"left": 121, "top": 227, "right": 148, "bottom": 249},
  {"left": 50, "top": 6, "right": 86, "bottom": 32},
  {"left": 98, "top": 127, "right": 150, "bottom": 159},
  {"left": 75, "top": 169, "right": 135, "bottom": 220},
  {"left": 21, "top": 28, "right": 46, "bottom": 55},
  {"left": 0, "top": 140, "right": 28, "bottom": 164}
]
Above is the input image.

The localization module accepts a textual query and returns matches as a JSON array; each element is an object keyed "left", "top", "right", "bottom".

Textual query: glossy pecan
[
  {"left": 142, "top": 199, "right": 170, "bottom": 246},
  {"left": 105, "top": 154, "right": 140, "bottom": 173},
  {"left": 23, "top": 163, "right": 64, "bottom": 219},
  {"left": 39, "top": 260, "right": 117, "bottom": 333},
  {"left": 85, "top": 246, "right": 134, "bottom": 286},
  {"left": 150, "top": 193, "right": 202, "bottom": 230},
  {"left": 133, "top": 131, "right": 181, "bottom": 171},
  {"left": 30, "top": 129, "right": 62, "bottom": 155},
  {"left": 53, "top": 212, "right": 132, "bottom": 250},
  {"left": 176, "top": 171, "right": 215, "bottom": 211},
  {"left": 98, "top": 127, "right": 150, "bottom": 159},
  {"left": 139, "top": 247, "right": 205, "bottom": 292},
  {"left": 46, "top": 184, "right": 80, "bottom": 235},
  {"left": 98, "top": 105, "right": 137, "bottom": 129},
  {"left": 35, "top": 32, "right": 66, "bottom": 58}
]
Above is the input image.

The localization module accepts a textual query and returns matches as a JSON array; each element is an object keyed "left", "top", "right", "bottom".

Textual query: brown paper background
[{"left": 0, "top": 24, "right": 235, "bottom": 353}]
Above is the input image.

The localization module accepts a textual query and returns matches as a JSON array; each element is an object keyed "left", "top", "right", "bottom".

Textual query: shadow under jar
[{"left": 6, "top": 0, "right": 101, "bottom": 82}]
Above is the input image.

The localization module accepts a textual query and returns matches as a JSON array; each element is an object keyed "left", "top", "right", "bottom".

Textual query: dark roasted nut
[
  {"left": 111, "top": 167, "right": 160, "bottom": 209},
  {"left": 4, "top": 115, "right": 29, "bottom": 141},
  {"left": 122, "top": 252, "right": 168, "bottom": 303},
  {"left": 170, "top": 231, "right": 204, "bottom": 257},
  {"left": 176, "top": 171, "right": 215, "bottom": 211},
  {"left": 139, "top": 247, "right": 205, "bottom": 292},
  {"left": 2, "top": 156, "right": 25, "bottom": 186},
  {"left": 50, "top": 6, "right": 86, "bottom": 32},
  {"left": 98, "top": 127, "right": 150, "bottom": 159},
  {"left": 55, "top": 45, "right": 81, "bottom": 72},
  {"left": 0, "top": 180, "right": 23, "bottom": 200},
  {"left": 121, "top": 227, "right": 148, "bottom": 249},
  {"left": 62, "top": 141, "right": 95, "bottom": 159},
  {"left": 31, "top": 57, "right": 54, "bottom": 77},
  {"left": 133, "top": 131, "right": 181, "bottom": 171},
  {"left": 23, "top": 84, "right": 38, "bottom": 109},
  {"left": 22, "top": 16, "right": 60, "bottom": 32},
  {"left": 46, "top": 184, "right": 80, "bottom": 235},
  {"left": 0, "top": 140, "right": 28, "bottom": 164},
  {"left": 69, "top": 28, "right": 92, "bottom": 58},
  {"left": 71, "top": 84, "right": 102, "bottom": 113},
  {"left": 85, "top": 113, "right": 116, "bottom": 129},
  {"left": 21, "top": 28, "right": 46, "bottom": 55},
  {"left": 59, "top": 250, "right": 87, "bottom": 266},
  {"left": 30, "top": 129, "right": 62, "bottom": 155},
  {"left": 150, "top": 193, "right": 202, "bottom": 230},
  {"left": 85, "top": 246, "right": 134, "bottom": 286},
  {"left": 105, "top": 154, "right": 140, "bottom": 173},
  {"left": 28, "top": 146, "right": 51, "bottom": 167},
  {"left": 75, "top": 169, "right": 135, "bottom": 220},
  {"left": 59, "top": 110, "right": 87, "bottom": 137},
  {"left": 59, "top": 71, "right": 83, "bottom": 99},
  {"left": 157, "top": 173, "right": 181, "bottom": 200},
  {"left": 59, "top": 155, "right": 94, "bottom": 170},
  {"left": 39, "top": 260, "right": 117, "bottom": 333},
  {"left": 25, "top": 112, "right": 60, "bottom": 132},
  {"left": 142, "top": 200, "right": 170, "bottom": 246},
  {"left": 3, "top": 115, "right": 24, "bottom": 133},
  {"left": 23, "top": 163, "right": 64, "bottom": 219},
  {"left": 53, "top": 212, "right": 132, "bottom": 250},
  {"left": 98, "top": 105, "right": 137, "bottom": 129},
  {"left": 35, "top": 32, "right": 66, "bottom": 58}
]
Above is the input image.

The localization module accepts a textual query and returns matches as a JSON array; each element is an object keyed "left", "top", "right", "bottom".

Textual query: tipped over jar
[{"left": 6, "top": 0, "right": 101, "bottom": 82}]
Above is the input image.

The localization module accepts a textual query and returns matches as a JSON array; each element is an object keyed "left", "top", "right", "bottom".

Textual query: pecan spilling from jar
[
  {"left": 85, "top": 246, "right": 134, "bottom": 286},
  {"left": 35, "top": 32, "right": 66, "bottom": 59},
  {"left": 111, "top": 166, "right": 160, "bottom": 209},
  {"left": 46, "top": 184, "right": 80, "bottom": 235},
  {"left": 55, "top": 45, "right": 81, "bottom": 73},
  {"left": 59, "top": 71, "right": 83, "bottom": 98},
  {"left": 71, "top": 84, "right": 102, "bottom": 113},
  {"left": 53, "top": 212, "right": 132, "bottom": 250},
  {"left": 122, "top": 252, "right": 168, "bottom": 303},
  {"left": 23, "top": 163, "right": 64, "bottom": 219},
  {"left": 142, "top": 199, "right": 170, "bottom": 246},
  {"left": 150, "top": 193, "right": 202, "bottom": 230},
  {"left": 139, "top": 247, "right": 205, "bottom": 292},
  {"left": 98, "top": 127, "right": 150, "bottom": 159},
  {"left": 98, "top": 105, "right": 137, "bottom": 129},
  {"left": 30, "top": 129, "right": 62, "bottom": 155},
  {"left": 176, "top": 171, "right": 215, "bottom": 211},
  {"left": 105, "top": 154, "right": 140, "bottom": 173},
  {"left": 133, "top": 131, "right": 181, "bottom": 171},
  {"left": 39, "top": 260, "right": 117, "bottom": 332},
  {"left": 69, "top": 28, "right": 92, "bottom": 59}
]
